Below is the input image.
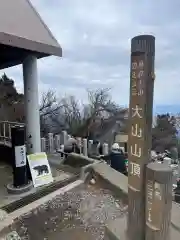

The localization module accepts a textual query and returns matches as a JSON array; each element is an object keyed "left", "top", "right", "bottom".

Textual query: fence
[
  {"left": 40, "top": 131, "right": 109, "bottom": 156},
  {"left": 0, "top": 121, "right": 109, "bottom": 156},
  {"left": 0, "top": 121, "right": 25, "bottom": 145}
]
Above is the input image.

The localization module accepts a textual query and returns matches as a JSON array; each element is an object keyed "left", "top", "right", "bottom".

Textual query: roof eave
[{"left": 0, "top": 32, "right": 62, "bottom": 57}]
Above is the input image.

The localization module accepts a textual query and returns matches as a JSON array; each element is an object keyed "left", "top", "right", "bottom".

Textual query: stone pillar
[
  {"left": 77, "top": 137, "right": 82, "bottom": 154},
  {"left": 23, "top": 55, "right": 41, "bottom": 154},
  {"left": 55, "top": 134, "right": 60, "bottom": 150},
  {"left": 82, "top": 138, "right": 88, "bottom": 156},
  {"left": 145, "top": 163, "right": 172, "bottom": 240},
  {"left": 88, "top": 140, "right": 93, "bottom": 156},
  {"left": 41, "top": 137, "right": 46, "bottom": 152},
  {"left": 127, "top": 35, "right": 155, "bottom": 240},
  {"left": 102, "top": 143, "right": 109, "bottom": 155},
  {"left": 61, "top": 130, "right": 67, "bottom": 145},
  {"left": 48, "top": 133, "right": 54, "bottom": 153}
]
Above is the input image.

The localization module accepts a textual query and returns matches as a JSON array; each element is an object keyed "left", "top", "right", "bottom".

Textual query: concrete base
[
  {"left": 104, "top": 206, "right": 180, "bottom": 240},
  {"left": 171, "top": 203, "right": 180, "bottom": 232},
  {"left": 105, "top": 215, "right": 128, "bottom": 240},
  {"left": 7, "top": 181, "right": 33, "bottom": 194}
]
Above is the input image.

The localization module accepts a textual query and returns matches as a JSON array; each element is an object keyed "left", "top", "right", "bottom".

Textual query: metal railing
[{"left": 0, "top": 121, "right": 25, "bottom": 144}]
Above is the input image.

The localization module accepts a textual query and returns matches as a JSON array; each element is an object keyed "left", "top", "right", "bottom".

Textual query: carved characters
[
  {"left": 130, "top": 144, "right": 141, "bottom": 158},
  {"left": 130, "top": 162, "right": 140, "bottom": 178},
  {"left": 146, "top": 180, "right": 153, "bottom": 223},
  {"left": 132, "top": 105, "right": 143, "bottom": 118},
  {"left": 132, "top": 124, "right": 142, "bottom": 138},
  {"left": 129, "top": 58, "right": 145, "bottom": 184},
  {"left": 131, "top": 60, "right": 144, "bottom": 96}
]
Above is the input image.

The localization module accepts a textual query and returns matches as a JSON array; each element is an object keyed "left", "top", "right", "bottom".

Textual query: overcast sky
[{"left": 1, "top": 0, "right": 180, "bottom": 111}]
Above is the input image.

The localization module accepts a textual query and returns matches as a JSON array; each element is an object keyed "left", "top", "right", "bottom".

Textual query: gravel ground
[{"left": 6, "top": 183, "right": 127, "bottom": 240}]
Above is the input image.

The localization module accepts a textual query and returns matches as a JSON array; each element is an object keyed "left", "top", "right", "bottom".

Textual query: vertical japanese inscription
[
  {"left": 128, "top": 35, "right": 155, "bottom": 240},
  {"left": 128, "top": 54, "right": 145, "bottom": 191},
  {"left": 146, "top": 181, "right": 163, "bottom": 230}
]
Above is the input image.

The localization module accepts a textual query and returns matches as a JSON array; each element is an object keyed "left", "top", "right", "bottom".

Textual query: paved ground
[
  {"left": 0, "top": 160, "right": 73, "bottom": 208},
  {"left": 171, "top": 226, "right": 180, "bottom": 239},
  {"left": 3, "top": 183, "right": 127, "bottom": 240}
]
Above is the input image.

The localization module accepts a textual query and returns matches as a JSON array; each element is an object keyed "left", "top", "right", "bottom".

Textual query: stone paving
[
  {"left": 3, "top": 183, "right": 127, "bottom": 240},
  {"left": 0, "top": 160, "right": 73, "bottom": 209}
]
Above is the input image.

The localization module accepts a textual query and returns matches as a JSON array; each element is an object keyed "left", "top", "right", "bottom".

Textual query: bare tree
[
  {"left": 88, "top": 88, "right": 115, "bottom": 116},
  {"left": 39, "top": 90, "right": 63, "bottom": 118},
  {"left": 60, "top": 96, "right": 82, "bottom": 134},
  {"left": 47, "top": 95, "right": 84, "bottom": 135},
  {"left": 75, "top": 88, "right": 126, "bottom": 138},
  {"left": 39, "top": 90, "right": 64, "bottom": 136},
  {"left": 40, "top": 88, "right": 127, "bottom": 138}
]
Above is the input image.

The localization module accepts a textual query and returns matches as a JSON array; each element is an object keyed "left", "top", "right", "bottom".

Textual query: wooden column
[
  {"left": 127, "top": 35, "right": 155, "bottom": 240},
  {"left": 145, "top": 162, "right": 172, "bottom": 240}
]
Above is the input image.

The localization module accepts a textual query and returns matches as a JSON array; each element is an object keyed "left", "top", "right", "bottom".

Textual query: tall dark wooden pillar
[{"left": 127, "top": 35, "right": 155, "bottom": 240}]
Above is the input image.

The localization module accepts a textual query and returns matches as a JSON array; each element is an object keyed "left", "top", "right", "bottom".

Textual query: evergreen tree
[
  {"left": 152, "top": 114, "right": 178, "bottom": 153},
  {"left": 0, "top": 74, "right": 24, "bottom": 121}
]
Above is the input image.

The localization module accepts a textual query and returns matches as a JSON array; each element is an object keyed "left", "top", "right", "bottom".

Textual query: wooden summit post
[{"left": 127, "top": 35, "right": 155, "bottom": 240}]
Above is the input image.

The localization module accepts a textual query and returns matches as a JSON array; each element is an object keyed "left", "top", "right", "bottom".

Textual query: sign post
[
  {"left": 11, "top": 125, "right": 28, "bottom": 187},
  {"left": 127, "top": 35, "right": 155, "bottom": 240}
]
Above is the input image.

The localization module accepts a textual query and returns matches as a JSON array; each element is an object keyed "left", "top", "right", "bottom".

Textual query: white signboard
[
  {"left": 27, "top": 152, "right": 53, "bottom": 188},
  {"left": 15, "top": 145, "right": 26, "bottom": 167}
]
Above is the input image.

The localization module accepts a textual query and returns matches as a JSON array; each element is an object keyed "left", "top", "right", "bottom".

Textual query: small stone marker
[
  {"left": 61, "top": 130, "right": 67, "bottom": 145},
  {"left": 102, "top": 143, "right": 109, "bottom": 156},
  {"left": 88, "top": 140, "right": 93, "bottom": 156},
  {"left": 145, "top": 162, "right": 172, "bottom": 240},
  {"left": 127, "top": 35, "right": 155, "bottom": 240},
  {"left": 40, "top": 137, "right": 46, "bottom": 152},
  {"left": 83, "top": 138, "right": 88, "bottom": 156},
  {"left": 48, "top": 133, "right": 54, "bottom": 153},
  {"left": 54, "top": 134, "right": 61, "bottom": 150}
]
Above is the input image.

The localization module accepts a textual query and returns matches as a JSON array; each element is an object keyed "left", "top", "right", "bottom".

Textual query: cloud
[{"left": 1, "top": 0, "right": 180, "bottom": 109}]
